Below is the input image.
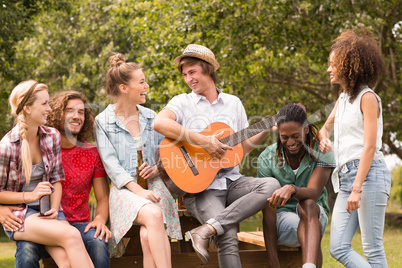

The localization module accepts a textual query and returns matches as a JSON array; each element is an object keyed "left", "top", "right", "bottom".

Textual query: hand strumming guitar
[{"left": 197, "top": 131, "right": 233, "bottom": 159}]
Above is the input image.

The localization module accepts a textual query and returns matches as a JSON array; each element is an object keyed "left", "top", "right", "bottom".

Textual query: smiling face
[
  {"left": 181, "top": 63, "right": 215, "bottom": 96},
  {"left": 122, "top": 69, "right": 149, "bottom": 104},
  {"left": 327, "top": 51, "right": 343, "bottom": 87},
  {"left": 25, "top": 90, "right": 51, "bottom": 126},
  {"left": 278, "top": 121, "right": 308, "bottom": 157},
  {"left": 63, "top": 99, "right": 85, "bottom": 137}
]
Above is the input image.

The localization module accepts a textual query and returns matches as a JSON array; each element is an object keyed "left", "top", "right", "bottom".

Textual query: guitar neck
[{"left": 220, "top": 114, "right": 278, "bottom": 147}]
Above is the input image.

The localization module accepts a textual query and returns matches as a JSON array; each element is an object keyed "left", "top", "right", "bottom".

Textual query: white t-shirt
[{"left": 164, "top": 89, "right": 249, "bottom": 190}]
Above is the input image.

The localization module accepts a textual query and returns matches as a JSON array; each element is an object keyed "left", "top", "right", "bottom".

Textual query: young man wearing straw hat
[{"left": 153, "top": 44, "right": 280, "bottom": 267}]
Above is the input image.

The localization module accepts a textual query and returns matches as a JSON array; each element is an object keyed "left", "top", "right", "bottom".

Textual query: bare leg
[
  {"left": 140, "top": 225, "right": 156, "bottom": 268},
  {"left": 262, "top": 205, "right": 280, "bottom": 267},
  {"left": 14, "top": 213, "right": 94, "bottom": 268},
  {"left": 297, "top": 199, "right": 322, "bottom": 266},
  {"left": 135, "top": 204, "right": 171, "bottom": 268},
  {"left": 45, "top": 246, "right": 70, "bottom": 268}
]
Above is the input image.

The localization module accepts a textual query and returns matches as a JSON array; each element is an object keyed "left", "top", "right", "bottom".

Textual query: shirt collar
[
  {"left": 190, "top": 87, "right": 224, "bottom": 104},
  {"left": 279, "top": 146, "right": 314, "bottom": 172},
  {"left": 10, "top": 124, "right": 49, "bottom": 143}
]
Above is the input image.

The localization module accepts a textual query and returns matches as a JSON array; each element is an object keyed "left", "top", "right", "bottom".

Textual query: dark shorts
[{"left": 4, "top": 205, "right": 67, "bottom": 240}]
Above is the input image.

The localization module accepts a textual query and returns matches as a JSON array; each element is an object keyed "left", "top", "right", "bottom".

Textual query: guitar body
[{"left": 157, "top": 122, "right": 244, "bottom": 196}]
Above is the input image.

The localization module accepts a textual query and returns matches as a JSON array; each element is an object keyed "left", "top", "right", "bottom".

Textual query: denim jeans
[
  {"left": 329, "top": 159, "right": 391, "bottom": 268},
  {"left": 276, "top": 204, "right": 328, "bottom": 247},
  {"left": 15, "top": 222, "right": 110, "bottom": 268},
  {"left": 184, "top": 176, "right": 280, "bottom": 268}
]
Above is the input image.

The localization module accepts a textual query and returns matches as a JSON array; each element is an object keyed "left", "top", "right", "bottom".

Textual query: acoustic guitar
[{"left": 156, "top": 114, "right": 278, "bottom": 196}]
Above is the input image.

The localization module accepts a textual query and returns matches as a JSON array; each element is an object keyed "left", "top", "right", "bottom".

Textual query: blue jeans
[
  {"left": 276, "top": 204, "right": 328, "bottom": 247},
  {"left": 329, "top": 159, "right": 391, "bottom": 268},
  {"left": 15, "top": 222, "right": 110, "bottom": 268},
  {"left": 184, "top": 176, "right": 280, "bottom": 268}
]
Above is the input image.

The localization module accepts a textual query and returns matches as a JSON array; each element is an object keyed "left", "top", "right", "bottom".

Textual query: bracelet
[
  {"left": 290, "top": 184, "right": 298, "bottom": 198},
  {"left": 22, "top": 191, "right": 27, "bottom": 204},
  {"left": 351, "top": 188, "right": 362, "bottom": 193}
]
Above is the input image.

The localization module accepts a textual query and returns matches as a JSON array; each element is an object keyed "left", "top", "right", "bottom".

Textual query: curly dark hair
[
  {"left": 47, "top": 90, "right": 95, "bottom": 142},
  {"left": 330, "top": 29, "right": 385, "bottom": 103},
  {"left": 274, "top": 104, "right": 320, "bottom": 167}
]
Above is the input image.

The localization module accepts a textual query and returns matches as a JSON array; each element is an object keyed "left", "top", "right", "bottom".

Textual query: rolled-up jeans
[
  {"left": 184, "top": 176, "right": 280, "bottom": 268},
  {"left": 329, "top": 159, "right": 391, "bottom": 268}
]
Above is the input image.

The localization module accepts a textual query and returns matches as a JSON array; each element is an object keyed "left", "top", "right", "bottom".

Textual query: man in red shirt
[{"left": 11, "top": 91, "right": 111, "bottom": 267}]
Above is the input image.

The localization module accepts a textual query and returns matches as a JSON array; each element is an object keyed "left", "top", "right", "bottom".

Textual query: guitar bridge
[{"left": 179, "top": 146, "right": 199, "bottom": 176}]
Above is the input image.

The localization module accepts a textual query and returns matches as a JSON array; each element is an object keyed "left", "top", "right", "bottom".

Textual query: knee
[
  {"left": 329, "top": 238, "right": 344, "bottom": 260},
  {"left": 262, "top": 205, "right": 276, "bottom": 217},
  {"left": 62, "top": 226, "right": 83, "bottom": 245},
  {"left": 297, "top": 199, "right": 319, "bottom": 220},
  {"left": 87, "top": 236, "right": 109, "bottom": 252},
  {"left": 262, "top": 205, "right": 277, "bottom": 226},
  {"left": 142, "top": 205, "right": 164, "bottom": 226}
]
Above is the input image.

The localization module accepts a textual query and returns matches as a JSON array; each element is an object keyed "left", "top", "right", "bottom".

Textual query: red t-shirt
[{"left": 60, "top": 142, "right": 107, "bottom": 223}]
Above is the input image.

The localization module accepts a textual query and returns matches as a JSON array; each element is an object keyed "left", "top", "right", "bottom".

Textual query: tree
[{"left": 0, "top": 0, "right": 401, "bottom": 173}]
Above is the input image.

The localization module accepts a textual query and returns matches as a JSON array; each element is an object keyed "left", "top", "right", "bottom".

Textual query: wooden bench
[
  {"left": 43, "top": 209, "right": 302, "bottom": 267},
  {"left": 237, "top": 231, "right": 302, "bottom": 267},
  {"left": 110, "top": 210, "right": 302, "bottom": 267}
]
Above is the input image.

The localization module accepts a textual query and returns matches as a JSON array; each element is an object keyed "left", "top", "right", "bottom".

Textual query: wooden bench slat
[{"left": 237, "top": 231, "right": 300, "bottom": 252}]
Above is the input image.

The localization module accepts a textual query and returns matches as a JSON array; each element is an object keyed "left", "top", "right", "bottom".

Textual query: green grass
[
  {"left": 0, "top": 238, "right": 15, "bottom": 268},
  {"left": 240, "top": 212, "right": 402, "bottom": 267}
]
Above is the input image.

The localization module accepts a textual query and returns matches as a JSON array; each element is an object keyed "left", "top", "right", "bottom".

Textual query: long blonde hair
[{"left": 9, "top": 80, "right": 49, "bottom": 184}]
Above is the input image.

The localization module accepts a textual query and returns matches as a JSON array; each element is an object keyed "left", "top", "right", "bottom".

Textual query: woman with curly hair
[
  {"left": 0, "top": 80, "right": 94, "bottom": 267},
  {"left": 95, "top": 53, "right": 182, "bottom": 267},
  {"left": 319, "top": 29, "right": 391, "bottom": 267}
]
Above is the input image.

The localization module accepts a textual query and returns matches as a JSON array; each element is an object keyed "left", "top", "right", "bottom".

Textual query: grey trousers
[{"left": 184, "top": 176, "right": 280, "bottom": 268}]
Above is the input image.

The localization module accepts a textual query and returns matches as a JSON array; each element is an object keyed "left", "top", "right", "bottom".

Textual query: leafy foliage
[{"left": 0, "top": 0, "right": 401, "bottom": 176}]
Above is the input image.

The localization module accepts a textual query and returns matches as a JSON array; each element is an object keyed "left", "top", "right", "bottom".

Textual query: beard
[
  {"left": 285, "top": 145, "right": 306, "bottom": 159},
  {"left": 62, "top": 127, "right": 79, "bottom": 140}
]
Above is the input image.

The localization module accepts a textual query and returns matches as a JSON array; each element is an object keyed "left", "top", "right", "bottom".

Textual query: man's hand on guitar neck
[{"left": 198, "top": 131, "right": 233, "bottom": 159}]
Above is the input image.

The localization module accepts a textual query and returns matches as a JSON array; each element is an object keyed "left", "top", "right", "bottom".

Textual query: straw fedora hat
[{"left": 174, "top": 44, "right": 220, "bottom": 71}]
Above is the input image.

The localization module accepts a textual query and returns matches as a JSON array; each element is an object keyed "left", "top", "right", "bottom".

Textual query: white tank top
[{"left": 331, "top": 87, "right": 384, "bottom": 192}]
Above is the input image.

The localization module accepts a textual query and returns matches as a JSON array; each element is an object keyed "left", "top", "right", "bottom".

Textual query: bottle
[
  {"left": 39, "top": 174, "right": 51, "bottom": 216},
  {"left": 39, "top": 195, "right": 51, "bottom": 216},
  {"left": 136, "top": 150, "right": 147, "bottom": 189},
  {"left": 177, "top": 196, "right": 186, "bottom": 210}
]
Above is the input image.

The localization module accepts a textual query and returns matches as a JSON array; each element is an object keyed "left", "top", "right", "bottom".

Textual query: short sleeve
[
  {"left": 237, "top": 99, "right": 249, "bottom": 131},
  {"left": 164, "top": 95, "right": 185, "bottom": 124},
  {"left": 93, "top": 149, "right": 107, "bottom": 179},
  {"left": 257, "top": 149, "right": 274, "bottom": 178}
]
